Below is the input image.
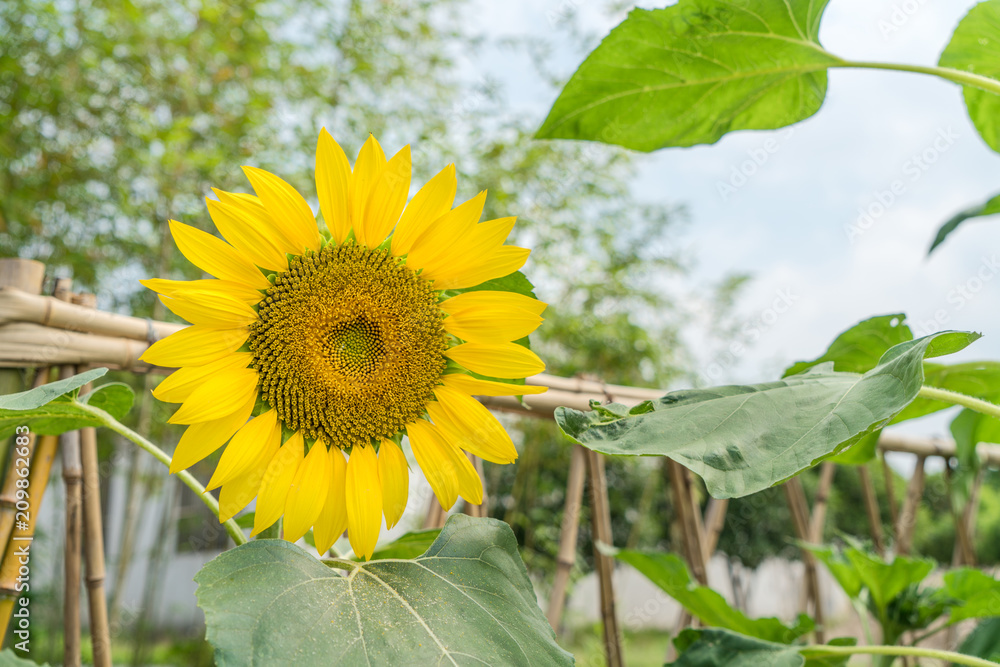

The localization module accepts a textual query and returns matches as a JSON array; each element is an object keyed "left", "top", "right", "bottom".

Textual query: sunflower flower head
[{"left": 141, "top": 130, "right": 547, "bottom": 559}]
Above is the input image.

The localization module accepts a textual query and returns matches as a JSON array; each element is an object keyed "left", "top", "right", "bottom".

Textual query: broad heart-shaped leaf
[
  {"left": 0, "top": 369, "right": 134, "bottom": 439},
  {"left": 613, "top": 548, "right": 812, "bottom": 643},
  {"left": 668, "top": 629, "right": 805, "bottom": 667},
  {"left": 195, "top": 515, "right": 573, "bottom": 667},
  {"left": 556, "top": 332, "right": 978, "bottom": 498},
  {"left": 928, "top": 190, "right": 1000, "bottom": 253},
  {"left": 536, "top": 0, "right": 840, "bottom": 151},
  {"left": 958, "top": 617, "right": 1000, "bottom": 662},
  {"left": 894, "top": 360, "right": 1000, "bottom": 423},
  {"left": 939, "top": 0, "right": 1000, "bottom": 153},
  {"left": 783, "top": 314, "right": 911, "bottom": 377},
  {"left": 943, "top": 568, "right": 1000, "bottom": 623}
]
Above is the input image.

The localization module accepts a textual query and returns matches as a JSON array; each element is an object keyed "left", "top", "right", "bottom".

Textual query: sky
[{"left": 462, "top": 0, "right": 1000, "bottom": 446}]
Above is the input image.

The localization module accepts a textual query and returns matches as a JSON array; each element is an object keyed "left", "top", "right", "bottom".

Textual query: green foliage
[
  {"left": 943, "top": 568, "right": 1000, "bottom": 623},
  {"left": 195, "top": 515, "right": 573, "bottom": 666},
  {"left": 928, "top": 190, "right": 1000, "bottom": 253},
  {"left": 667, "top": 629, "right": 805, "bottom": 667},
  {"left": 611, "top": 548, "right": 813, "bottom": 643},
  {"left": 0, "top": 368, "right": 136, "bottom": 438},
  {"left": 896, "top": 361, "right": 1000, "bottom": 423},
  {"left": 939, "top": 0, "right": 1000, "bottom": 153},
  {"left": 357, "top": 528, "right": 442, "bottom": 561},
  {"left": 536, "top": 1, "right": 838, "bottom": 150},
  {"left": 783, "top": 314, "right": 911, "bottom": 377},
  {"left": 959, "top": 618, "right": 1000, "bottom": 662},
  {"left": 556, "top": 332, "right": 978, "bottom": 498}
]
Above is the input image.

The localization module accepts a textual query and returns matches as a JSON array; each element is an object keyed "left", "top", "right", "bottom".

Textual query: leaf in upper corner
[
  {"left": 928, "top": 190, "right": 1000, "bottom": 253},
  {"left": 667, "top": 628, "right": 805, "bottom": 667},
  {"left": 613, "top": 548, "right": 812, "bottom": 643},
  {"left": 536, "top": 0, "right": 840, "bottom": 151},
  {"left": 783, "top": 314, "right": 912, "bottom": 377},
  {"left": 195, "top": 514, "right": 573, "bottom": 666},
  {"left": 939, "top": 1, "right": 1000, "bottom": 153},
  {"left": 555, "top": 332, "right": 978, "bottom": 498}
]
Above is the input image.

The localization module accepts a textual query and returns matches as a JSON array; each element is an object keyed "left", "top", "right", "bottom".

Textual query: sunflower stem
[
  {"left": 74, "top": 400, "right": 248, "bottom": 547},
  {"left": 917, "top": 385, "right": 1000, "bottom": 420},
  {"left": 802, "top": 643, "right": 999, "bottom": 667}
]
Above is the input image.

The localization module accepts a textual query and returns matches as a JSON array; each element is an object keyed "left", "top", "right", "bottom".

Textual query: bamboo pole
[
  {"left": 547, "top": 444, "right": 587, "bottom": 631},
  {"left": 666, "top": 460, "right": 708, "bottom": 585},
  {"left": 587, "top": 449, "right": 623, "bottom": 667},
  {"left": 895, "top": 455, "right": 927, "bottom": 556},
  {"left": 882, "top": 452, "right": 899, "bottom": 539},
  {"left": 784, "top": 477, "right": 825, "bottom": 642},
  {"left": 702, "top": 498, "right": 729, "bottom": 558},
  {"left": 421, "top": 496, "right": 447, "bottom": 530},
  {"left": 461, "top": 455, "right": 487, "bottom": 518},
  {"left": 0, "top": 370, "right": 49, "bottom": 556},
  {"left": 0, "top": 434, "right": 58, "bottom": 641},
  {"left": 857, "top": 466, "right": 885, "bottom": 556},
  {"left": 808, "top": 463, "right": 837, "bottom": 544}
]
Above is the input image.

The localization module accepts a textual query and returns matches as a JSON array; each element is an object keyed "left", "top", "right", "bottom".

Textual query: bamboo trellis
[{"left": 1, "top": 259, "right": 998, "bottom": 666}]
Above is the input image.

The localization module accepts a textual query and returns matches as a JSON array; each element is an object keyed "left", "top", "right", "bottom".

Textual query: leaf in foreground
[
  {"left": 668, "top": 629, "right": 805, "bottom": 667},
  {"left": 536, "top": 0, "right": 840, "bottom": 151},
  {"left": 556, "top": 332, "right": 978, "bottom": 498},
  {"left": 195, "top": 514, "right": 573, "bottom": 666}
]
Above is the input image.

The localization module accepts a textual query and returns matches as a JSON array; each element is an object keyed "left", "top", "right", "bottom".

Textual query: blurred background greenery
[{"left": 2, "top": 0, "right": 998, "bottom": 664}]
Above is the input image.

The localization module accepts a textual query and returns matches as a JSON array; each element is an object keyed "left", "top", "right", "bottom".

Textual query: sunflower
[{"left": 141, "top": 130, "right": 546, "bottom": 559}]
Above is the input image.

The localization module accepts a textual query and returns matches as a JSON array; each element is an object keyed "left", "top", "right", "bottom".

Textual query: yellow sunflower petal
[
  {"left": 206, "top": 409, "right": 280, "bottom": 491},
  {"left": 205, "top": 197, "right": 288, "bottom": 272},
  {"left": 152, "top": 352, "right": 252, "bottom": 403},
  {"left": 349, "top": 134, "right": 387, "bottom": 233},
  {"left": 242, "top": 166, "right": 321, "bottom": 255},
  {"left": 313, "top": 447, "right": 348, "bottom": 555},
  {"left": 251, "top": 432, "right": 305, "bottom": 537},
  {"left": 405, "top": 191, "right": 486, "bottom": 272},
  {"left": 417, "top": 216, "right": 516, "bottom": 283},
  {"left": 357, "top": 145, "right": 410, "bottom": 248},
  {"left": 427, "top": 386, "right": 518, "bottom": 464},
  {"left": 141, "top": 278, "right": 263, "bottom": 306},
  {"left": 406, "top": 419, "right": 480, "bottom": 510},
  {"left": 159, "top": 290, "right": 258, "bottom": 328},
  {"left": 169, "top": 393, "right": 256, "bottom": 474},
  {"left": 140, "top": 325, "right": 248, "bottom": 368},
  {"left": 444, "top": 342, "right": 545, "bottom": 379},
  {"left": 390, "top": 164, "right": 456, "bottom": 257},
  {"left": 443, "top": 305, "right": 542, "bottom": 344},
  {"left": 214, "top": 188, "right": 310, "bottom": 261},
  {"left": 345, "top": 444, "right": 382, "bottom": 560},
  {"left": 378, "top": 440, "right": 409, "bottom": 529},
  {"left": 218, "top": 431, "right": 280, "bottom": 522},
  {"left": 441, "top": 373, "right": 548, "bottom": 397},
  {"left": 168, "top": 220, "right": 270, "bottom": 289},
  {"left": 432, "top": 245, "right": 531, "bottom": 291},
  {"left": 167, "top": 366, "right": 259, "bottom": 425},
  {"left": 316, "top": 128, "right": 353, "bottom": 244},
  {"left": 440, "top": 291, "right": 547, "bottom": 317},
  {"left": 283, "top": 440, "right": 333, "bottom": 542}
]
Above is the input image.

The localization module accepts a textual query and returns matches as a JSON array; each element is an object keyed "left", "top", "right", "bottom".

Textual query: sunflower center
[{"left": 249, "top": 243, "right": 447, "bottom": 449}]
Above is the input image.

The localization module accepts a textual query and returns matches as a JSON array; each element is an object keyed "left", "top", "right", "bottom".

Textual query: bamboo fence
[{"left": 0, "top": 258, "right": 998, "bottom": 666}]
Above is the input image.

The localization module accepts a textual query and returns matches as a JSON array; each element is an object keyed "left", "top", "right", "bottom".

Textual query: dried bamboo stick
[
  {"left": 0, "top": 370, "right": 49, "bottom": 556},
  {"left": 421, "top": 496, "right": 447, "bottom": 530},
  {"left": 0, "top": 434, "right": 58, "bottom": 642},
  {"left": 702, "top": 498, "right": 729, "bottom": 558},
  {"left": 461, "top": 456, "right": 487, "bottom": 518},
  {"left": 587, "top": 450, "right": 623, "bottom": 667},
  {"left": 784, "top": 477, "right": 825, "bottom": 642},
  {"left": 895, "top": 455, "right": 927, "bottom": 556},
  {"left": 882, "top": 452, "right": 900, "bottom": 538},
  {"left": 857, "top": 466, "right": 885, "bottom": 556},
  {"left": 547, "top": 444, "right": 587, "bottom": 631},
  {"left": 808, "top": 462, "right": 837, "bottom": 544},
  {"left": 666, "top": 460, "right": 708, "bottom": 585}
]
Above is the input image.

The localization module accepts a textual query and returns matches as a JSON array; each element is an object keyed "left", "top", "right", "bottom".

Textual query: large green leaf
[
  {"left": 535, "top": 0, "right": 840, "bottom": 151},
  {"left": 928, "top": 191, "right": 1000, "bottom": 253},
  {"left": 783, "top": 314, "right": 911, "bottom": 377},
  {"left": 555, "top": 332, "right": 978, "bottom": 498},
  {"left": 195, "top": 515, "right": 573, "bottom": 666},
  {"left": 958, "top": 618, "right": 1000, "bottom": 662},
  {"left": 613, "top": 548, "right": 812, "bottom": 643},
  {"left": 0, "top": 368, "right": 134, "bottom": 439},
  {"left": 668, "top": 629, "right": 805, "bottom": 667},
  {"left": 805, "top": 544, "right": 934, "bottom": 613},
  {"left": 943, "top": 568, "right": 1000, "bottom": 623},
  {"left": 939, "top": 0, "right": 1000, "bottom": 153}
]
